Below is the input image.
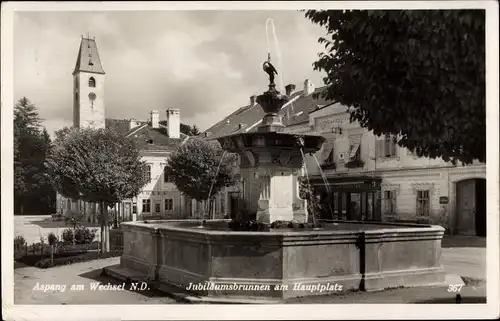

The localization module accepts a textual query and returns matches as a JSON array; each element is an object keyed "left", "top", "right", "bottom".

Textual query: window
[
  {"left": 416, "top": 190, "right": 430, "bottom": 216},
  {"left": 148, "top": 139, "right": 153, "bottom": 145},
  {"left": 383, "top": 191, "right": 396, "bottom": 215},
  {"left": 376, "top": 135, "right": 398, "bottom": 158},
  {"left": 142, "top": 199, "right": 151, "bottom": 213},
  {"left": 220, "top": 195, "right": 225, "bottom": 214},
  {"left": 144, "top": 165, "right": 151, "bottom": 182},
  {"left": 155, "top": 202, "right": 161, "bottom": 213},
  {"left": 132, "top": 203, "right": 137, "bottom": 214},
  {"left": 165, "top": 199, "right": 173, "bottom": 211},
  {"left": 164, "top": 167, "right": 172, "bottom": 183},
  {"left": 88, "top": 77, "right": 96, "bottom": 87}
]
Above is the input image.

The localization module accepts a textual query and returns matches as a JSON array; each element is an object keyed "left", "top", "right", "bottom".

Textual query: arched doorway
[{"left": 455, "top": 178, "right": 486, "bottom": 236}]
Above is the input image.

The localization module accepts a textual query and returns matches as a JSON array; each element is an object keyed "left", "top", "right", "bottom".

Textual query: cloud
[{"left": 13, "top": 10, "right": 328, "bottom": 136}]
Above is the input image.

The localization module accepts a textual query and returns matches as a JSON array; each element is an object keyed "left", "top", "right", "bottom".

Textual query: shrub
[
  {"left": 61, "top": 228, "right": 74, "bottom": 244},
  {"left": 228, "top": 219, "right": 269, "bottom": 231},
  {"left": 32, "top": 250, "right": 123, "bottom": 269},
  {"left": 74, "top": 226, "right": 96, "bottom": 244},
  {"left": 47, "top": 232, "right": 58, "bottom": 246},
  {"left": 14, "top": 236, "right": 26, "bottom": 250}
]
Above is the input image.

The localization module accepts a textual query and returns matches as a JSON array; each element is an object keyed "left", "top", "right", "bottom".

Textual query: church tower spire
[{"left": 73, "top": 36, "right": 106, "bottom": 129}]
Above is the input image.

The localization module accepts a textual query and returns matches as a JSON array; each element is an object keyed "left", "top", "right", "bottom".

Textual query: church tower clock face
[{"left": 88, "top": 92, "right": 97, "bottom": 109}]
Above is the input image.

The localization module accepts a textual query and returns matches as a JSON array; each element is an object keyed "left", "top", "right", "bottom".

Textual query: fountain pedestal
[{"left": 239, "top": 162, "right": 306, "bottom": 223}]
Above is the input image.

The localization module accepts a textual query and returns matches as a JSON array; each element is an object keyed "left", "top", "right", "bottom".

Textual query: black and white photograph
[{"left": 1, "top": 1, "right": 499, "bottom": 320}]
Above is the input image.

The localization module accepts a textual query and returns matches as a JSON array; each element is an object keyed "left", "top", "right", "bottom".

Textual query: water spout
[
  {"left": 265, "top": 18, "right": 296, "bottom": 123},
  {"left": 311, "top": 154, "right": 337, "bottom": 222},
  {"left": 265, "top": 18, "right": 284, "bottom": 94},
  {"left": 299, "top": 148, "right": 318, "bottom": 228},
  {"left": 206, "top": 151, "right": 227, "bottom": 219}
]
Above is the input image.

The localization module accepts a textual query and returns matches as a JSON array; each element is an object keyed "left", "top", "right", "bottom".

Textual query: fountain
[{"left": 104, "top": 54, "right": 446, "bottom": 304}]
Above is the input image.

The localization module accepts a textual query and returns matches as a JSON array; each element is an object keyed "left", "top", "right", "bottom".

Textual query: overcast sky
[{"left": 14, "top": 10, "right": 327, "bottom": 136}]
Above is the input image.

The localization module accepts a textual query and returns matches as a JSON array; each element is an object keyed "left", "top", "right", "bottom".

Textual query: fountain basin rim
[{"left": 121, "top": 219, "right": 445, "bottom": 237}]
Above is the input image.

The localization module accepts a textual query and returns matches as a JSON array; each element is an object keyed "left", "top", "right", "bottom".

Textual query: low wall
[{"left": 119, "top": 220, "right": 445, "bottom": 301}]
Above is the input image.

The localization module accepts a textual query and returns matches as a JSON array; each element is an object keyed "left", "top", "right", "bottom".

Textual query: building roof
[
  {"left": 202, "top": 85, "right": 331, "bottom": 139},
  {"left": 105, "top": 119, "right": 132, "bottom": 136},
  {"left": 73, "top": 38, "right": 105, "bottom": 75},
  {"left": 104, "top": 118, "right": 187, "bottom": 152}
]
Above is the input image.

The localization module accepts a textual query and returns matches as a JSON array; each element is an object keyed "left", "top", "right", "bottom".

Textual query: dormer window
[
  {"left": 148, "top": 139, "right": 153, "bottom": 144},
  {"left": 88, "top": 77, "right": 96, "bottom": 87}
]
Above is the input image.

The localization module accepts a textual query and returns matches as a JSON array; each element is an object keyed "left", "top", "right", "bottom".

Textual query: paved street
[{"left": 14, "top": 257, "right": 177, "bottom": 304}]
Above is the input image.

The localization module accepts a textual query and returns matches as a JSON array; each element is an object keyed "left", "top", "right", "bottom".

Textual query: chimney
[
  {"left": 166, "top": 108, "right": 180, "bottom": 139},
  {"left": 250, "top": 95, "right": 257, "bottom": 106},
  {"left": 150, "top": 110, "right": 159, "bottom": 128},
  {"left": 285, "top": 84, "right": 296, "bottom": 96},
  {"left": 303, "top": 79, "right": 315, "bottom": 96},
  {"left": 129, "top": 118, "right": 140, "bottom": 131}
]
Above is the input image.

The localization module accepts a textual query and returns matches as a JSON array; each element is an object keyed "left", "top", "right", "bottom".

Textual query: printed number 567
[{"left": 448, "top": 284, "right": 463, "bottom": 292}]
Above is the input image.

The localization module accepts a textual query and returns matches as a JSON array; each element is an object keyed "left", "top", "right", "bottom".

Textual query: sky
[{"left": 14, "top": 10, "right": 328, "bottom": 136}]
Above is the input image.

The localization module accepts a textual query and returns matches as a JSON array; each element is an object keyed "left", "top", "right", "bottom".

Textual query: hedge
[{"left": 18, "top": 250, "right": 122, "bottom": 269}]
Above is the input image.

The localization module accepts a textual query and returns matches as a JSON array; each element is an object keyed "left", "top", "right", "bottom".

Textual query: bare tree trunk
[
  {"left": 209, "top": 197, "right": 215, "bottom": 219},
  {"left": 99, "top": 202, "right": 111, "bottom": 253}
]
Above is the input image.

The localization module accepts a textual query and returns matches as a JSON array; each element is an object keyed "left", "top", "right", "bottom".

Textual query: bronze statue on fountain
[{"left": 257, "top": 53, "right": 290, "bottom": 133}]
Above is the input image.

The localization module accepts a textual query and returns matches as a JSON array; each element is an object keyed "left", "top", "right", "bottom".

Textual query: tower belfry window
[{"left": 89, "top": 77, "right": 96, "bottom": 87}]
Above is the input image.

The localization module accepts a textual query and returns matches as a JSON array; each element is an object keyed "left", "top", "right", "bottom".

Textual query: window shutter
[
  {"left": 375, "top": 139, "right": 384, "bottom": 158},
  {"left": 390, "top": 138, "right": 397, "bottom": 157}
]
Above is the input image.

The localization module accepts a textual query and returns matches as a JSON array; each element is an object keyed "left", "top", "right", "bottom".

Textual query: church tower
[{"left": 73, "top": 36, "right": 105, "bottom": 129}]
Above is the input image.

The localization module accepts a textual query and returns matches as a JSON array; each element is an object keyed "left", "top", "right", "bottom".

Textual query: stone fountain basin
[
  {"left": 108, "top": 219, "right": 446, "bottom": 303},
  {"left": 216, "top": 131, "right": 326, "bottom": 155}
]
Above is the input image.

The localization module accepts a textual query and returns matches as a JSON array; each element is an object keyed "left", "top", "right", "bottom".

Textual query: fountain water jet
[{"left": 311, "top": 154, "right": 337, "bottom": 221}]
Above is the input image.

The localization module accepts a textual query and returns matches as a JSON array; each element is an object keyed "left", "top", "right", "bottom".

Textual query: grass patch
[
  {"left": 17, "top": 250, "right": 122, "bottom": 269},
  {"left": 461, "top": 276, "right": 486, "bottom": 287}
]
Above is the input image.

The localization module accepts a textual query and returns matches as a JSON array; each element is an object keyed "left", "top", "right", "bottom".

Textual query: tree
[
  {"left": 180, "top": 123, "right": 192, "bottom": 136},
  {"left": 14, "top": 97, "right": 42, "bottom": 132},
  {"left": 190, "top": 125, "right": 200, "bottom": 136},
  {"left": 304, "top": 10, "right": 485, "bottom": 164},
  {"left": 166, "top": 137, "right": 239, "bottom": 219},
  {"left": 45, "top": 127, "right": 149, "bottom": 252},
  {"left": 14, "top": 97, "right": 54, "bottom": 214}
]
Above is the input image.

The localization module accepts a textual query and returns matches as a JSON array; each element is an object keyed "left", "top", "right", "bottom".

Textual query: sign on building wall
[{"left": 439, "top": 196, "right": 449, "bottom": 204}]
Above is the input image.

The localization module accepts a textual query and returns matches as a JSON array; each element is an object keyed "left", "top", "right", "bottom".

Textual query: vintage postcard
[{"left": 2, "top": 1, "right": 499, "bottom": 320}]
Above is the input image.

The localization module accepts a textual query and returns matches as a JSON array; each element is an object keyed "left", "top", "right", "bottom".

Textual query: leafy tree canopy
[
  {"left": 166, "top": 137, "right": 239, "bottom": 202},
  {"left": 45, "top": 127, "right": 149, "bottom": 205},
  {"left": 304, "top": 10, "right": 485, "bottom": 164}
]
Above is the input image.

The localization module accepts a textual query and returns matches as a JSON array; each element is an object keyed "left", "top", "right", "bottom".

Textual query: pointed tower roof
[{"left": 73, "top": 37, "right": 105, "bottom": 75}]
